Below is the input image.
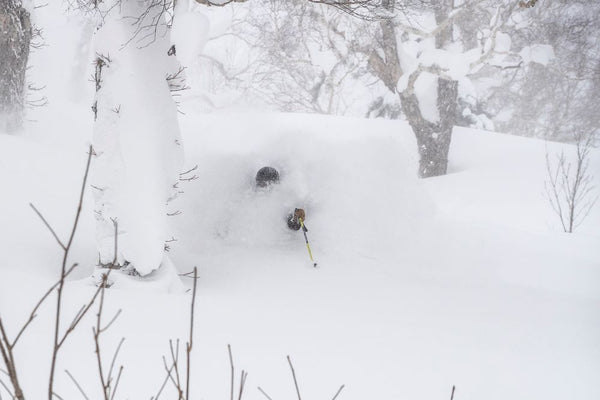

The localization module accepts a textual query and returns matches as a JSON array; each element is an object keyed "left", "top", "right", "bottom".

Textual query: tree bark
[
  {"left": 0, "top": 0, "right": 31, "bottom": 133},
  {"left": 365, "top": 0, "right": 459, "bottom": 178},
  {"left": 400, "top": 77, "right": 458, "bottom": 178}
]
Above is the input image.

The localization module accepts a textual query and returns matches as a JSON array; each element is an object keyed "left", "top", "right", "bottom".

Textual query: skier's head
[{"left": 255, "top": 166, "right": 280, "bottom": 188}]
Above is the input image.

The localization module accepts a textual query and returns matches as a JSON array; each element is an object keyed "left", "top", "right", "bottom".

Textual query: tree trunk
[
  {"left": 366, "top": 0, "right": 459, "bottom": 178},
  {"left": 0, "top": 0, "right": 31, "bottom": 133},
  {"left": 91, "top": 1, "right": 184, "bottom": 276},
  {"left": 400, "top": 77, "right": 458, "bottom": 178}
]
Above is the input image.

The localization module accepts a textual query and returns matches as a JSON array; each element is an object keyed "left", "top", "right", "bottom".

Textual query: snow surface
[
  {"left": 1, "top": 109, "right": 599, "bottom": 400},
  {"left": 1, "top": 2, "right": 599, "bottom": 400}
]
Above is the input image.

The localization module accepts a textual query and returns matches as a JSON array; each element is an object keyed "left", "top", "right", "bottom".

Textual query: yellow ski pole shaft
[{"left": 299, "top": 219, "right": 317, "bottom": 267}]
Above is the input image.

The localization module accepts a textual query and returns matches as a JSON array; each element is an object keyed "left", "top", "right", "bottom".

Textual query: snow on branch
[{"left": 393, "top": 0, "right": 474, "bottom": 39}]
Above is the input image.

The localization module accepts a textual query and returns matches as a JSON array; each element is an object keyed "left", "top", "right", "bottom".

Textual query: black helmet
[{"left": 255, "top": 166, "right": 280, "bottom": 187}]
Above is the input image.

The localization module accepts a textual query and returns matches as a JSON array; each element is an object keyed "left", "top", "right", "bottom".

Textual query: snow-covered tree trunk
[
  {"left": 400, "top": 76, "right": 457, "bottom": 177},
  {"left": 367, "top": 0, "right": 459, "bottom": 178},
  {"left": 91, "top": 1, "right": 184, "bottom": 276},
  {"left": 402, "top": 0, "right": 457, "bottom": 178},
  {"left": 0, "top": 0, "right": 31, "bottom": 133}
]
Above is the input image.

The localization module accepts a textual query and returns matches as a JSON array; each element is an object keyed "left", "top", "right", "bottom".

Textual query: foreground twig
[
  {"left": 257, "top": 386, "right": 273, "bottom": 400},
  {"left": 0, "top": 318, "right": 24, "bottom": 399},
  {"left": 64, "top": 370, "right": 90, "bottom": 400},
  {"left": 258, "top": 356, "right": 345, "bottom": 400},
  {"left": 331, "top": 385, "right": 345, "bottom": 400},
  {"left": 91, "top": 219, "right": 123, "bottom": 400},
  {"left": 0, "top": 145, "right": 95, "bottom": 400},
  {"left": 287, "top": 356, "right": 302, "bottom": 400},
  {"left": 46, "top": 145, "right": 94, "bottom": 400},
  {"left": 227, "top": 345, "right": 247, "bottom": 400},
  {"left": 185, "top": 267, "right": 198, "bottom": 400},
  {"left": 154, "top": 266, "right": 199, "bottom": 400},
  {"left": 229, "top": 345, "right": 235, "bottom": 400},
  {"left": 0, "top": 262, "right": 78, "bottom": 400}
]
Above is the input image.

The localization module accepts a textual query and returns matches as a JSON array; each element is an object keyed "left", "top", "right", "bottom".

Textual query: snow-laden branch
[{"left": 393, "top": 0, "right": 475, "bottom": 39}]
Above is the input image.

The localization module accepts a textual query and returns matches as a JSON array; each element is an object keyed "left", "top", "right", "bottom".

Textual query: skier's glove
[{"left": 294, "top": 208, "right": 306, "bottom": 222}]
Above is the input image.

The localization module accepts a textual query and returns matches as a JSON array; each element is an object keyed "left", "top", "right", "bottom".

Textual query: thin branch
[
  {"left": 179, "top": 165, "right": 198, "bottom": 176},
  {"left": 11, "top": 263, "right": 77, "bottom": 347},
  {"left": 110, "top": 366, "right": 123, "bottom": 400},
  {"left": 29, "top": 204, "right": 66, "bottom": 250},
  {"left": 107, "top": 338, "right": 125, "bottom": 382},
  {"left": 229, "top": 345, "right": 235, "bottom": 400},
  {"left": 257, "top": 387, "right": 273, "bottom": 400},
  {"left": 185, "top": 267, "right": 198, "bottom": 400},
  {"left": 65, "top": 370, "right": 90, "bottom": 400},
  {"left": 48, "top": 145, "right": 94, "bottom": 400},
  {"left": 152, "top": 358, "right": 175, "bottom": 400},
  {"left": 287, "top": 356, "right": 302, "bottom": 400},
  {"left": 331, "top": 385, "right": 345, "bottom": 400},
  {"left": 101, "top": 310, "right": 122, "bottom": 334},
  {"left": 237, "top": 371, "right": 248, "bottom": 400},
  {"left": 168, "top": 340, "right": 183, "bottom": 399},
  {"left": 0, "top": 376, "right": 15, "bottom": 399},
  {"left": 160, "top": 355, "right": 179, "bottom": 397}
]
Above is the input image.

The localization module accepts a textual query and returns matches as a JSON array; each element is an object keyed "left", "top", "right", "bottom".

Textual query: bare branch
[
  {"left": 331, "top": 384, "right": 345, "bottom": 400},
  {"left": 229, "top": 345, "right": 234, "bottom": 400},
  {"left": 257, "top": 387, "right": 273, "bottom": 400},
  {"left": 185, "top": 267, "right": 198, "bottom": 400},
  {"left": 48, "top": 145, "right": 95, "bottom": 400},
  {"left": 29, "top": 204, "right": 66, "bottom": 250},
  {"left": 287, "top": 356, "right": 302, "bottom": 400},
  {"left": 237, "top": 371, "right": 248, "bottom": 400},
  {"left": 65, "top": 370, "right": 90, "bottom": 400},
  {"left": 11, "top": 263, "right": 77, "bottom": 348}
]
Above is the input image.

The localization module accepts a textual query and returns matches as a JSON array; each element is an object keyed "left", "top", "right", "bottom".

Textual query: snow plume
[{"left": 91, "top": 1, "right": 184, "bottom": 277}]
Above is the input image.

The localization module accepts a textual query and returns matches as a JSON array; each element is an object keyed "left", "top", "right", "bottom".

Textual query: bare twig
[
  {"left": 47, "top": 145, "right": 94, "bottom": 400},
  {"left": 237, "top": 371, "right": 248, "bottom": 400},
  {"left": 185, "top": 267, "right": 198, "bottom": 400},
  {"left": 10, "top": 264, "right": 77, "bottom": 349},
  {"left": 179, "top": 165, "right": 198, "bottom": 177},
  {"left": 0, "top": 320, "right": 22, "bottom": 399},
  {"left": 450, "top": 385, "right": 456, "bottom": 400},
  {"left": 1, "top": 145, "right": 95, "bottom": 400},
  {"left": 29, "top": 204, "right": 66, "bottom": 250},
  {"left": 110, "top": 366, "right": 123, "bottom": 400},
  {"left": 229, "top": 345, "right": 235, "bottom": 400},
  {"left": 0, "top": 377, "right": 15, "bottom": 399},
  {"left": 169, "top": 340, "right": 183, "bottom": 399},
  {"left": 64, "top": 370, "right": 90, "bottom": 400},
  {"left": 287, "top": 356, "right": 302, "bottom": 400},
  {"left": 331, "top": 384, "right": 345, "bottom": 400},
  {"left": 151, "top": 358, "right": 175, "bottom": 400},
  {"left": 91, "top": 218, "right": 122, "bottom": 400},
  {"left": 545, "top": 132, "right": 598, "bottom": 232},
  {"left": 257, "top": 387, "right": 273, "bottom": 400}
]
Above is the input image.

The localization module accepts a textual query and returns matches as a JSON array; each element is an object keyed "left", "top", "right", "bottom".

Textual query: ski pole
[{"left": 299, "top": 218, "right": 317, "bottom": 267}]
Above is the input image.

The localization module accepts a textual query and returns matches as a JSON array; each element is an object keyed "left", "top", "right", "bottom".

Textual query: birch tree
[
  {"left": 0, "top": 0, "right": 31, "bottom": 133},
  {"left": 364, "top": 0, "right": 538, "bottom": 177},
  {"left": 82, "top": 0, "right": 186, "bottom": 278}
]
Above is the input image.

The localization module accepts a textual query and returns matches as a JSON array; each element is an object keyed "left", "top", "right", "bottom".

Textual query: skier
[
  {"left": 254, "top": 166, "right": 307, "bottom": 231},
  {"left": 286, "top": 207, "right": 306, "bottom": 231}
]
